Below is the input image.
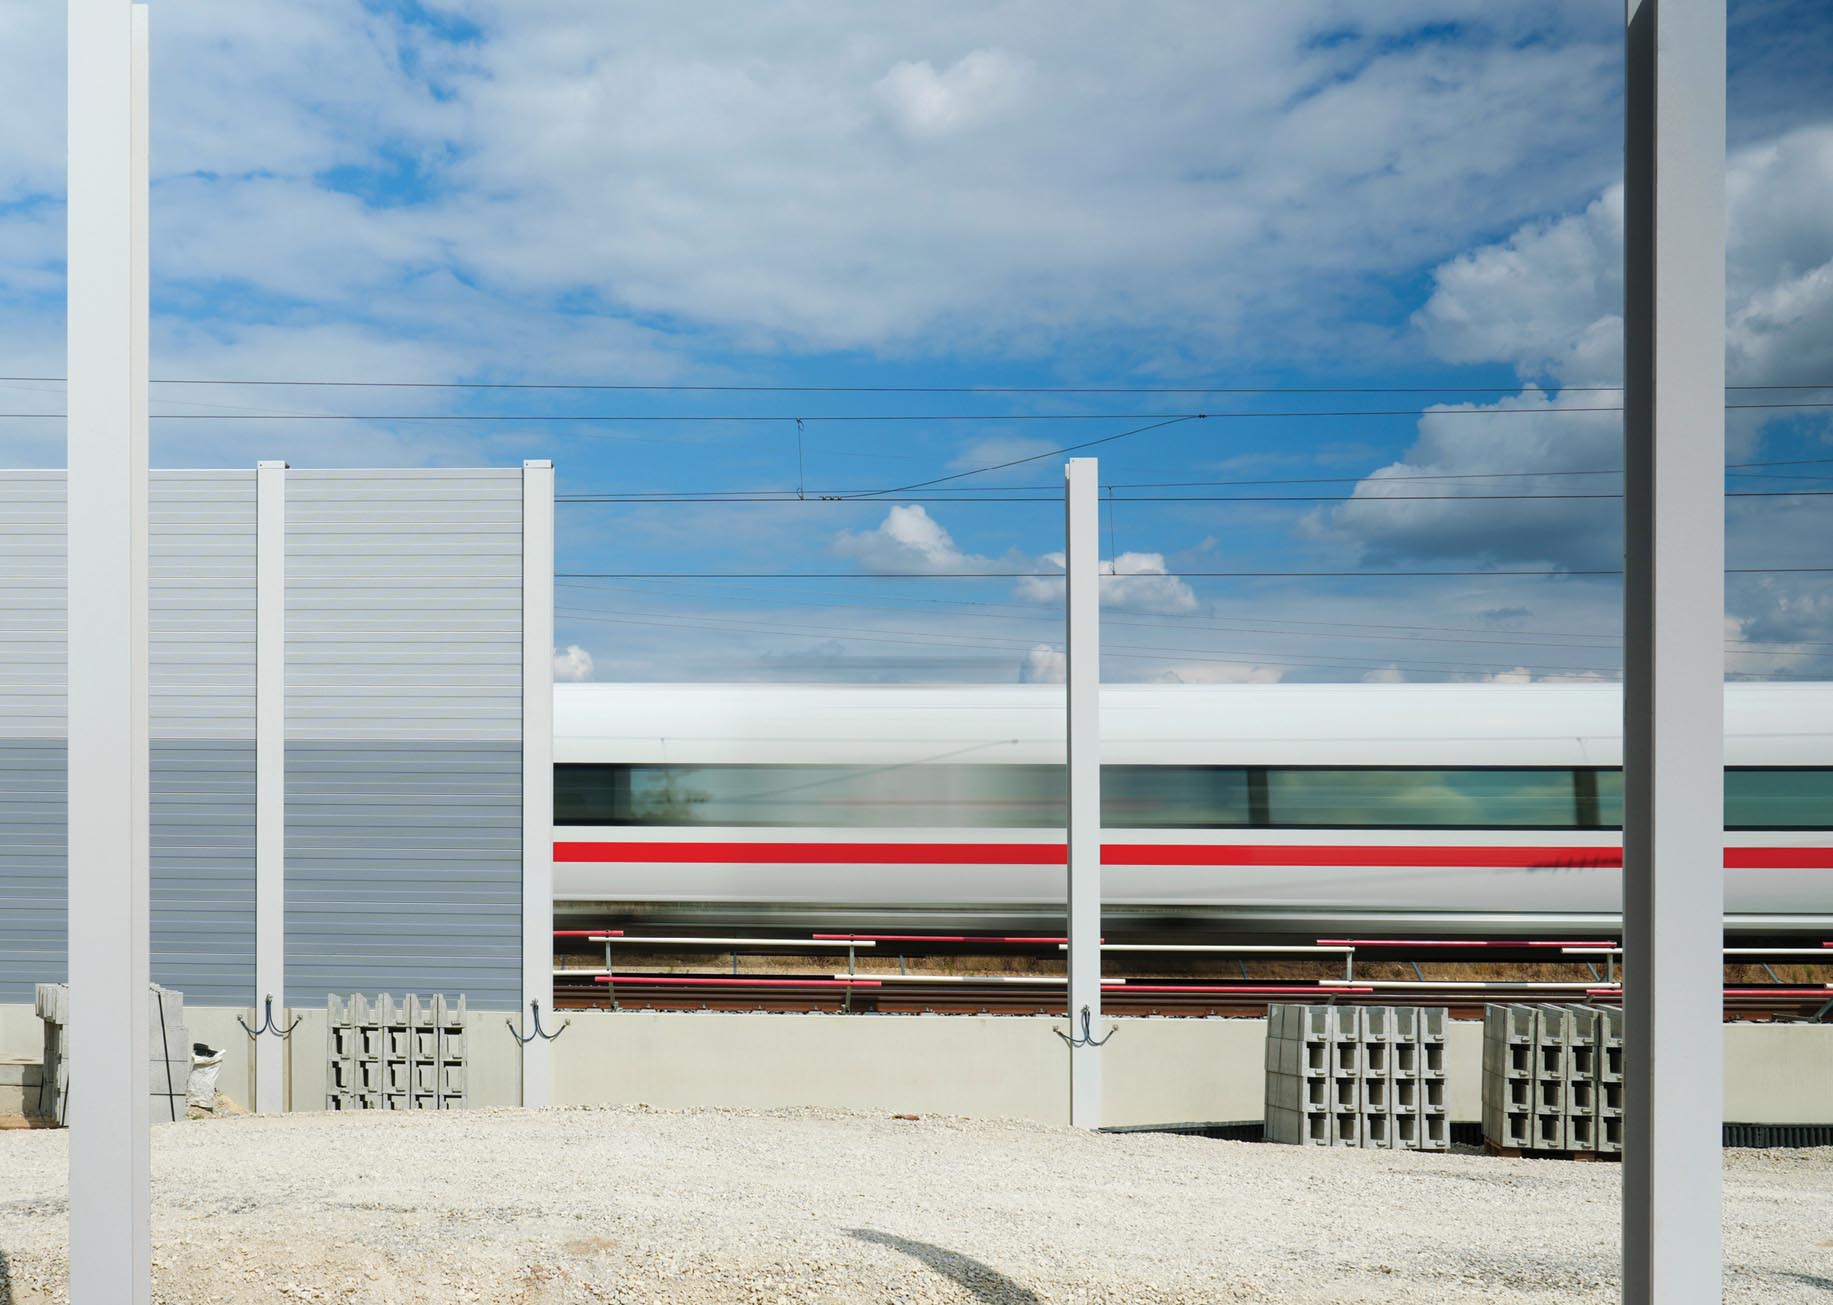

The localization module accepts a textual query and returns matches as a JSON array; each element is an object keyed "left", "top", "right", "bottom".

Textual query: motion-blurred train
[{"left": 552, "top": 682, "right": 1833, "bottom": 935}]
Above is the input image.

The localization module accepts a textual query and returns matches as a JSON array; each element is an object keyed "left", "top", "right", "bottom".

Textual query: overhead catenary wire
[
  {"left": 552, "top": 604, "right": 1812, "bottom": 680},
  {"left": 553, "top": 576, "right": 1833, "bottom": 658},
  {"left": 5, "top": 401, "right": 1831, "bottom": 422},
  {"left": 3, "top": 374, "right": 1830, "bottom": 393},
  {"left": 555, "top": 566, "right": 1833, "bottom": 579},
  {"left": 554, "top": 489, "right": 1833, "bottom": 504},
  {"left": 552, "top": 604, "right": 1633, "bottom": 678}
]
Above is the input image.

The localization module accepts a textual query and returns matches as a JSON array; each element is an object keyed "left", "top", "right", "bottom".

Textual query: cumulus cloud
[
  {"left": 1327, "top": 123, "right": 1833, "bottom": 601},
  {"left": 1015, "top": 550, "right": 1199, "bottom": 615},
  {"left": 874, "top": 49, "right": 1031, "bottom": 142},
  {"left": 1416, "top": 124, "right": 1833, "bottom": 390},
  {"left": 553, "top": 644, "right": 594, "bottom": 681},
  {"left": 1019, "top": 643, "right": 1066, "bottom": 684},
  {"left": 833, "top": 504, "right": 1007, "bottom": 574}
]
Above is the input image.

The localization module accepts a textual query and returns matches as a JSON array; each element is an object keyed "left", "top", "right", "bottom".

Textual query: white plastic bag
[{"left": 187, "top": 1044, "right": 223, "bottom": 1112}]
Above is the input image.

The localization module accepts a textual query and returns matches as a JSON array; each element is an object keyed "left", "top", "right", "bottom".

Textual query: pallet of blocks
[
  {"left": 1482, "top": 1003, "right": 1623, "bottom": 1157},
  {"left": 1264, "top": 1004, "right": 1448, "bottom": 1149},
  {"left": 33, "top": 982, "right": 192, "bottom": 1126},
  {"left": 325, "top": 993, "right": 467, "bottom": 1111}
]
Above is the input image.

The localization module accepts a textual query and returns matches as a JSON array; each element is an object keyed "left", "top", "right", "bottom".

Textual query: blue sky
[{"left": 3, "top": 1, "right": 1832, "bottom": 684}]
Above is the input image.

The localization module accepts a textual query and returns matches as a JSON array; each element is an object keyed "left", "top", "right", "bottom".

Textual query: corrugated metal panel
[
  {"left": 285, "top": 742, "right": 522, "bottom": 1007},
  {"left": 0, "top": 472, "right": 65, "bottom": 738},
  {"left": 0, "top": 740, "right": 67, "bottom": 1001},
  {"left": 285, "top": 470, "right": 524, "bottom": 1007},
  {"left": 286, "top": 470, "right": 522, "bottom": 743},
  {"left": 152, "top": 741, "right": 255, "bottom": 1004},
  {"left": 0, "top": 472, "right": 261, "bottom": 1002},
  {"left": 152, "top": 470, "right": 255, "bottom": 740},
  {"left": 0, "top": 468, "right": 524, "bottom": 1007}
]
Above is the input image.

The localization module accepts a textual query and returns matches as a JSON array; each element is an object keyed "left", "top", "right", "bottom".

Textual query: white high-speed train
[{"left": 552, "top": 682, "right": 1833, "bottom": 934}]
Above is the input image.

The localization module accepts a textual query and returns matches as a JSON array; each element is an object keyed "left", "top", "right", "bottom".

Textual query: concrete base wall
[
  {"left": 0, "top": 1003, "right": 523, "bottom": 1115},
  {"left": 4, "top": 1004, "right": 1829, "bottom": 1126}
]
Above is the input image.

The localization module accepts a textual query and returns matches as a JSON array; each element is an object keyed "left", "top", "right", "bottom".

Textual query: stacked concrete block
[
  {"left": 34, "top": 982, "right": 190, "bottom": 1125},
  {"left": 1482, "top": 1003, "right": 1623, "bottom": 1155},
  {"left": 326, "top": 993, "right": 467, "bottom": 1111},
  {"left": 1265, "top": 1005, "right": 1448, "bottom": 1150}
]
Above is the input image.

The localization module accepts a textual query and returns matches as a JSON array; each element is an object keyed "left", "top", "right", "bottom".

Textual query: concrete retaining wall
[{"left": 3, "top": 1005, "right": 1828, "bottom": 1126}]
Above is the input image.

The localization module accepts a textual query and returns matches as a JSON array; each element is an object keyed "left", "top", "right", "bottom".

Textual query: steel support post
[
  {"left": 1065, "top": 457, "right": 1103, "bottom": 1128},
  {"left": 254, "top": 461, "right": 287, "bottom": 1112},
  {"left": 66, "top": 2, "right": 150, "bottom": 1299},
  {"left": 1622, "top": 2, "right": 1726, "bottom": 1301},
  {"left": 521, "top": 460, "right": 556, "bottom": 1106}
]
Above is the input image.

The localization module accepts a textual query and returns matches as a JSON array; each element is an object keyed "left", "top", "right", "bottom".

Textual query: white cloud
[
  {"left": 1019, "top": 643, "right": 1065, "bottom": 684},
  {"left": 1015, "top": 550, "right": 1200, "bottom": 615},
  {"left": 553, "top": 644, "right": 594, "bottom": 681},
  {"left": 1326, "top": 121, "right": 1833, "bottom": 641},
  {"left": 874, "top": 49, "right": 1032, "bottom": 142},
  {"left": 832, "top": 504, "right": 1005, "bottom": 574},
  {"left": 0, "top": 0, "right": 1646, "bottom": 376},
  {"left": 1416, "top": 124, "right": 1833, "bottom": 389},
  {"left": 1361, "top": 665, "right": 1407, "bottom": 683}
]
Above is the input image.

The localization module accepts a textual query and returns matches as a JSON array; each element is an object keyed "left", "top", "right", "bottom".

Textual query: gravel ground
[{"left": 2, "top": 1107, "right": 1831, "bottom": 1304}]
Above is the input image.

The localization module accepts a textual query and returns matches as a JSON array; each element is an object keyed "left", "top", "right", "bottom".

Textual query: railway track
[{"left": 550, "top": 928, "right": 1833, "bottom": 1019}]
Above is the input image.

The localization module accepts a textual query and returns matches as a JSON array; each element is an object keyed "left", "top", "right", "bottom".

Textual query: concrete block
[
  {"left": 1420, "top": 1114, "right": 1450, "bottom": 1150},
  {"left": 1330, "top": 1112, "right": 1361, "bottom": 1147},
  {"left": 1392, "top": 1038, "right": 1419, "bottom": 1078},
  {"left": 1362, "top": 1110, "right": 1394, "bottom": 1149},
  {"left": 1331, "top": 1039, "right": 1362, "bottom": 1078},
  {"left": 1329, "top": 1076, "right": 1360, "bottom": 1112},
  {"left": 1391, "top": 1075, "right": 1420, "bottom": 1115},
  {"left": 1416, "top": 1007, "right": 1447, "bottom": 1044}
]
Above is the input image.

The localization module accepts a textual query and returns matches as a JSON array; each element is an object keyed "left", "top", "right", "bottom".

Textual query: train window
[
  {"left": 558, "top": 763, "right": 1833, "bottom": 830},
  {"left": 1102, "top": 766, "right": 1251, "bottom": 827},
  {"left": 556, "top": 763, "right": 1067, "bottom": 827},
  {"left": 555, "top": 764, "right": 629, "bottom": 826},
  {"left": 1578, "top": 768, "right": 1833, "bottom": 830},
  {"left": 1264, "top": 768, "right": 1581, "bottom": 828},
  {"left": 1726, "top": 769, "right": 1833, "bottom": 829}
]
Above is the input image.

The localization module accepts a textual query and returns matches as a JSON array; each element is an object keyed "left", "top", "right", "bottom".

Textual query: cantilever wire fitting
[
  {"left": 238, "top": 993, "right": 300, "bottom": 1040},
  {"left": 507, "top": 999, "right": 571, "bottom": 1045},
  {"left": 1055, "top": 1004, "right": 1116, "bottom": 1049}
]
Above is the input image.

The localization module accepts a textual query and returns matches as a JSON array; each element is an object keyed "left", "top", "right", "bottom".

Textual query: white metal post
[
  {"left": 254, "top": 461, "right": 287, "bottom": 1112},
  {"left": 67, "top": 1, "right": 150, "bottom": 1299},
  {"left": 521, "top": 460, "right": 556, "bottom": 1106},
  {"left": 1064, "top": 457, "right": 1103, "bottom": 1128},
  {"left": 1621, "top": 2, "right": 1726, "bottom": 1302}
]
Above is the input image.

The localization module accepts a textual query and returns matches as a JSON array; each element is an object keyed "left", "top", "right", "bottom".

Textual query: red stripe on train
[{"left": 554, "top": 841, "right": 1833, "bottom": 869}]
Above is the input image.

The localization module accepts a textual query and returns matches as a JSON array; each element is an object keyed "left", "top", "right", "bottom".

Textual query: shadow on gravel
[
  {"left": 0, "top": 1247, "right": 14, "bottom": 1305},
  {"left": 847, "top": 1229, "right": 1040, "bottom": 1304}
]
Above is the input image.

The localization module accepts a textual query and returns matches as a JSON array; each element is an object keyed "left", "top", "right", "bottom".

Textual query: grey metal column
[
  {"left": 1622, "top": 2, "right": 1726, "bottom": 1301},
  {"left": 254, "top": 461, "right": 287, "bottom": 1112},
  {"left": 66, "top": 1, "right": 150, "bottom": 1298},
  {"left": 521, "top": 460, "right": 556, "bottom": 1106},
  {"left": 1064, "top": 457, "right": 1103, "bottom": 1128}
]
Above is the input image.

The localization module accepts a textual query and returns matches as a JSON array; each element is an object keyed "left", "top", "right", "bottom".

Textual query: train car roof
[{"left": 554, "top": 681, "right": 1833, "bottom": 767}]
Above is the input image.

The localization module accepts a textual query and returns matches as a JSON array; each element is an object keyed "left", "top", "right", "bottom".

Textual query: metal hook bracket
[
  {"left": 1055, "top": 1004, "right": 1116, "bottom": 1049},
  {"left": 507, "top": 999, "right": 571, "bottom": 1046},
  {"left": 238, "top": 993, "right": 301, "bottom": 1040}
]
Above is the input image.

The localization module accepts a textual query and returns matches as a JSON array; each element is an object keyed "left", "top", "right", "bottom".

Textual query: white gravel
[{"left": 2, "top": 1107, "right": 1831, "bottom": 1303}]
